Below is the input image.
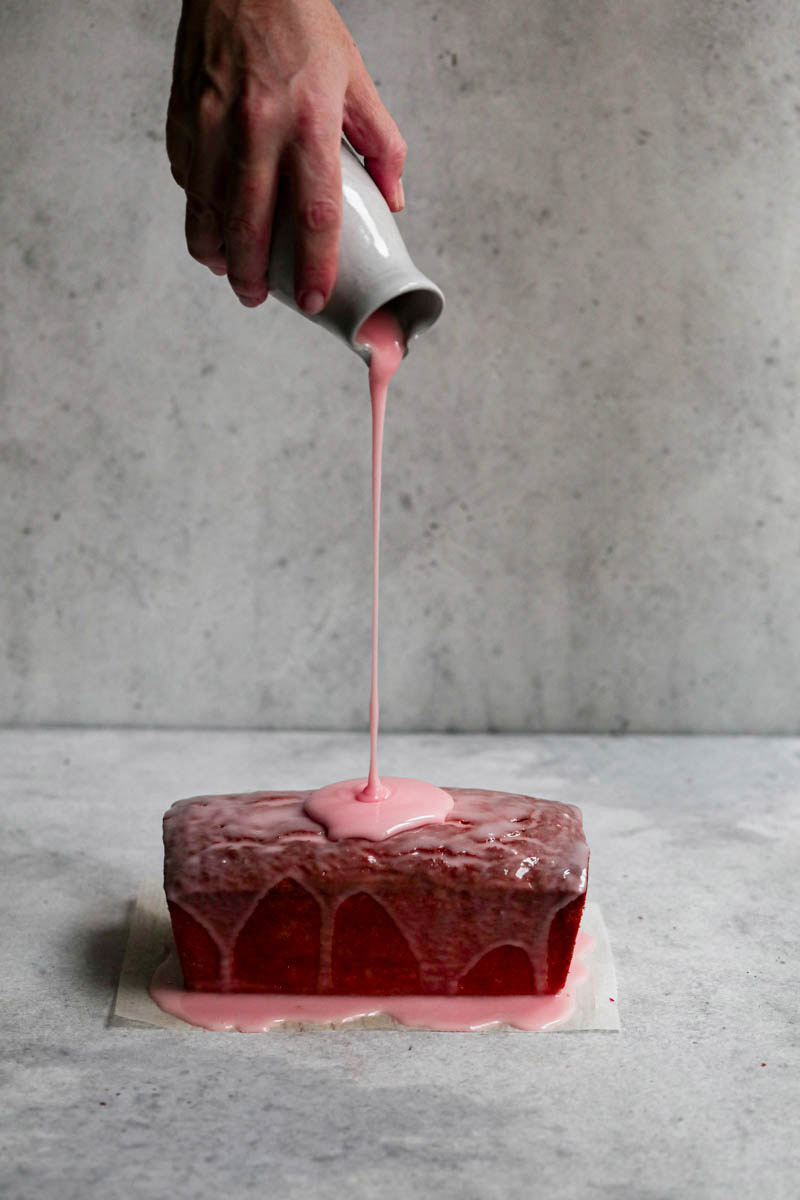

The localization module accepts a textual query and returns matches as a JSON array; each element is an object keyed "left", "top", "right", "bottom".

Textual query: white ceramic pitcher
[{"left": 268, "top": 141, "right": 444, "bottom": 362}]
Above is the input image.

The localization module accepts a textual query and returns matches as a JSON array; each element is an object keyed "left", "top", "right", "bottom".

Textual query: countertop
[{"left": 2, "top": 729, "right": 798, "bottom": 1199}]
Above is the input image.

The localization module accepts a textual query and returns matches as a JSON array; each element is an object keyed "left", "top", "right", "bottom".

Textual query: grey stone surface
[
  {"left": 2, "top": 728, "right": 798, "bottom": 1199},
  {"left": 3, "top": 4, "right": 800, "bottom": 732}
]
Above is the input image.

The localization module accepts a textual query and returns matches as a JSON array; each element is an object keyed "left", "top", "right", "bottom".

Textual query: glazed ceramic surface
[{"left": 268, "top": 142, "right": 444, "bottom": 360}]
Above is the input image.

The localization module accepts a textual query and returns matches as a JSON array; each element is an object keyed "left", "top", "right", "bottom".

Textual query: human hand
[{"left": 166, "top": 0, "right": 407, "bottom": 312}]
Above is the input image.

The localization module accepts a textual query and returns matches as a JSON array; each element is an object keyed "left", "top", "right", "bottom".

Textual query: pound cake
[{"left": 163, "top": 788, "right": 589, "bottom": 996}]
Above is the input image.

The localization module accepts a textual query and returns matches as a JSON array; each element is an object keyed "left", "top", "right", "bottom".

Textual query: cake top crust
[{"left": 163, "top": 788, "right": 589, "bottom": 899}]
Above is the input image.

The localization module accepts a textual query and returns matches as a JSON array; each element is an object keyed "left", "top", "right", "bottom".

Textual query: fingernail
[
  {"left": 299, "top": 289, "right": 326, "bottom": 315},
  {"left": 396, "top": 179, "right": 405, "bottom": 210},
  {"left": 237, "top": 293, "right": 264, "bottom": 308},
  {"left": 210, "top": 264, "right": 227, "bottom": 277}
]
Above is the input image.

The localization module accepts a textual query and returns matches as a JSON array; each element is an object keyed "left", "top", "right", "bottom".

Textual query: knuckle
[
  {"left": 300, "top": 197, "right": 339, "bottom": 234},
  {"left": 236, "top": 90, "right": 270, "bottom": 141},
  {"left": 224, "top": 213, "right": 264, "bottom": 247},
  {"left": 342, "top": 110, "right": 367, "bottom": 146},
  {"left": 235, "top": 76, "right": 284, "bottom": 149},
  {"left": 388, "top": 132, "right": 407, "bottom": 169},
  {"left": 235, "top": 175, "right": 265, "bottom": 207},
  {"left": 196, "top": 86, "right": 225, "bottom": 132},
  {"left": 294, "top": 96, "right": 332, "bottom": 143},
  {"left": 165, "top": 120, "right": 185, "bottom": 155},
  {"left": 166, "top": 90, "right": 186, "bottom": 129},
  {"left": 186, "top": 236, "right": 216, "bottom": 266},
  {"left": 186, "top": 194, "right": 217, "bottom": 226},
  {"left": 166, "top": 118, "right": 191, "bottom": 178}
]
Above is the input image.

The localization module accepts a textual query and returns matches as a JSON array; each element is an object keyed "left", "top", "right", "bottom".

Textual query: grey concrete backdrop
[{"left": 3, "top": 1, "right": 800, "bottom": 732}]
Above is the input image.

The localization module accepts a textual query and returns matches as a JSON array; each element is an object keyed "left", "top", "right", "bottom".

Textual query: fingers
[
  {"left": 166, "top": 87, "right": 192, "bottom": 188},
  {"left": 287, "top": 114, "right": 343, "bottom": 315},
  {"left": 223, "top": 92, "right": 281, "bottom": 307},
  {"left": 184, "top": 88, "right": 227, "bottom": 277},
  {"left": 166, "top": 1, "right": 196, "bottom": 187},
  {"left": 344, "top": 67, "right": 407, "bottom": 211}
]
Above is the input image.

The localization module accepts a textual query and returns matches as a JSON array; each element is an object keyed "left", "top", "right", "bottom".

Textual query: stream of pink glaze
[
  {"left": 359, "top": 308, "right": 402, "bottom": 803},
  {"left": 304, "top": 308, "right": 453, "bottom": 841},
  {"left": 150, "top": 931, "right": 594, "bottom": 1033}
]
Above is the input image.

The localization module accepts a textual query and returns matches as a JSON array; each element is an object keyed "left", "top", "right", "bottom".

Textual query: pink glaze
[
  {"left": 150, "top": 931, "right": 594, "bottom": 1032},
  {"left": 356, "top": 307, "right": 404, "bottom": 804},
  {"left": 163, "top": 789, "right": 589, "bottom": 994},
  {"left": 305, "top": 776, "right": 454, "bottom": 841}
]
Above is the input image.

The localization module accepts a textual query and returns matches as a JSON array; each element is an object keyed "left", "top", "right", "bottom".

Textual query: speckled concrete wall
[{"left": 2, "top": 1, "right": 800, "bottom": 732}]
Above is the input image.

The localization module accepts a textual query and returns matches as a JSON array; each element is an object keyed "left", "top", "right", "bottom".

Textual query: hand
[{"left": 166, "top": 0, "right": 407, "bottom": 312}]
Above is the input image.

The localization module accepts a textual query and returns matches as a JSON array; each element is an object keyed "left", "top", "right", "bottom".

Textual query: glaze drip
[{"left": 150, "top": 931, "right": 594, "bottom": 1033}]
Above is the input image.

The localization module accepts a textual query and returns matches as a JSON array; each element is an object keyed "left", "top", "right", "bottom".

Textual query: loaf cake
[{"left": 163, "top": 788, "right": 589, "bottom": 996}]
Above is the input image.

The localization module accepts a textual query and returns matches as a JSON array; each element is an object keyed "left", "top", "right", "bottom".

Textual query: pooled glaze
[
  {"left": 163, "top": 788, "right": 589, "bottom": 993},
  {"left": 305, "top": 777, "right": 454, "bottom": 841},
  {"left": 150, "top": 931, "right": 594, "bottom": 1032}
]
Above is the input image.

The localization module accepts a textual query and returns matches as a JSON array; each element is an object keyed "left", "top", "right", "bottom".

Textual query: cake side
[{"left": 163, "top": 788, "right": 589, "bottom": 996}]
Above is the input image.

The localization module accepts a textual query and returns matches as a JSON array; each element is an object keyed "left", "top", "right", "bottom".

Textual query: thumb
[{"left": 343, "top": 66, "right": 407, "bottom": 211}]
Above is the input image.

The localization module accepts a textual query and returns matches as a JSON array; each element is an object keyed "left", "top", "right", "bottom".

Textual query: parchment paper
[{"left": 112, "top": 880, "right": 620, "bottom": 1032}]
